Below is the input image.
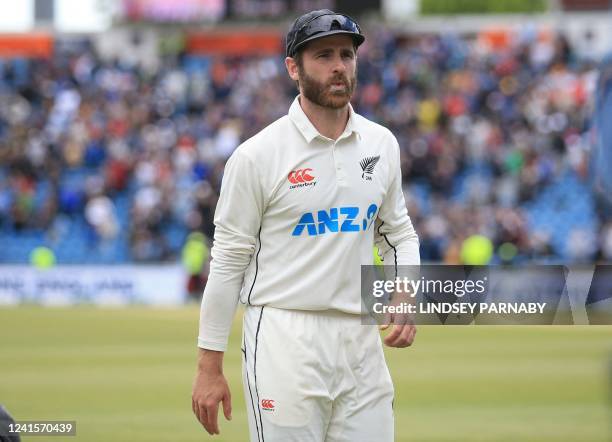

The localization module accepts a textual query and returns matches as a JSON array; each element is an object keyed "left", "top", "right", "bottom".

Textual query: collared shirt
[
  {"left": 199, "top": 96, "right": 419, "bottom": 351},
  {"left": 289, "top": 95, "right": 359, "bottom": 143}
]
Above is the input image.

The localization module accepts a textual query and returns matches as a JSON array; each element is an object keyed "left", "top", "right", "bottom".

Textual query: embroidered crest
[{"left": 360, "top": 156, "right": 380, "bottom": 180}]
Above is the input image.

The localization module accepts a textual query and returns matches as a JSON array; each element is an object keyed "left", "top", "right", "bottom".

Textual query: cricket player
[{"left": 192, "top": 9, "right": 420, "bottom": 441}]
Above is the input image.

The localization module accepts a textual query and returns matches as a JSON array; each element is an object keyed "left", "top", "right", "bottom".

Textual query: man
[{"left": 192, "top": 9, "right": 420, "bottom": 441}]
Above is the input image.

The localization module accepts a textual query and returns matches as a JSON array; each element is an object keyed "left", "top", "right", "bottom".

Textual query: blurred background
[
  {"left": 0, "top": 2, "right": 611, "bottom": 441},
  {"left": 0, "top": 1, "right": 611, "bottom": 285}
]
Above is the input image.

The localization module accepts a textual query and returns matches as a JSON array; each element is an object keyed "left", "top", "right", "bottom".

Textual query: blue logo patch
[{"left": 292, "top": 204, "right": 378, "bottom": 236}]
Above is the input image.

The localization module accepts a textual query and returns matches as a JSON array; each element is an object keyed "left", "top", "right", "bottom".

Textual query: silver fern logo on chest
[{"left": 359, "top": 155, "right": 380, "bottom": 181}]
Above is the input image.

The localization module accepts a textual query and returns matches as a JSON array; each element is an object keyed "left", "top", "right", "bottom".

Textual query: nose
[{"left": 331, "top": 54, "right": 347, "bottom": 74}]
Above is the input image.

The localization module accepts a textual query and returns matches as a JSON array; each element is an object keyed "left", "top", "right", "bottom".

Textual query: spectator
[{"left": 0, "top": 29, "right": 607, "bottom": 264}]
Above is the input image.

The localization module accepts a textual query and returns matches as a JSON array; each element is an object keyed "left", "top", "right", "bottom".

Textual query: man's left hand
[
  {"left": 381, "top": 321, "right": 416, "bottom": 347},
  {"left": 380, "top": 292, "right": 417, "bottom": 348}
]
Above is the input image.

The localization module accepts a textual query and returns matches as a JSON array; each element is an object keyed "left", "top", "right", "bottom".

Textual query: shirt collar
[{"left": 288, "top": 95, "right": 360, "bottom": 144}]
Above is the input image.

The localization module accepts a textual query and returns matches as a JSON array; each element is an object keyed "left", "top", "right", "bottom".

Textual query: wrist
[{"left": 197, "top": 348, "right": 224, "bottom": 373}]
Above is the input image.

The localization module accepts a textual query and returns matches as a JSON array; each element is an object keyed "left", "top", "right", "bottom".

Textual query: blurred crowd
[{"left": 0, "top": 27, "right": 610, "bottom": 264}]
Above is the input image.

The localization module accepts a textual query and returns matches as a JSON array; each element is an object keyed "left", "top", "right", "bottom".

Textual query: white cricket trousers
[{"left": 241, "top": 306, "right": 395, "bottom": 442}]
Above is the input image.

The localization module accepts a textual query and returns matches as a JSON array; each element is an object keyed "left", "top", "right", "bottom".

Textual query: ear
[{"left": 285, "top": 56, "right": 299, "bottom": 82}]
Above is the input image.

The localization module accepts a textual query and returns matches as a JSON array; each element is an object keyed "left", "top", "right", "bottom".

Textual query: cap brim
[{"left": 292, "top": 30, "right": 365, "bottom": 55}]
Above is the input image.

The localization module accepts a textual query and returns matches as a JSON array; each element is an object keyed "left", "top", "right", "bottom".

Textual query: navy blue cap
[{"left": 286, "top": 10, "right": 365, "bottom": 57}]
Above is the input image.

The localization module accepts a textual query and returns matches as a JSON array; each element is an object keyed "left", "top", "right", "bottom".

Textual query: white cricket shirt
[{"left": 198, "top": 96, "right": 420, "bottom": 351}]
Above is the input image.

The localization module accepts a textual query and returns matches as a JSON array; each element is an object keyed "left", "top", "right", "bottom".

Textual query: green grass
[
  {"left": 0, "top": 307, "right": 610, "bottom": 441},
  {"left": 420, "top": 0, "right": 547, "bottom": 15}
]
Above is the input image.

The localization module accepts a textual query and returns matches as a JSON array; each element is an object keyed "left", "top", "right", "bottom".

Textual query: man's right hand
[{"left": 192, "top": 349, "right": 232, "bottom": 435}]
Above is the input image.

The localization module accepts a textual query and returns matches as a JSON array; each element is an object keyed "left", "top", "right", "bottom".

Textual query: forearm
[
  {"left": 197, "top": 147, "right": 265, "bottom": 351},
  {"left": 198, "top": 264, "right": 242, "bottom": 351},
  {"left": 198, "top": 221, "right": 257, "bottom": 350},
  {"left": 381, "top": 232, "right": 420, "bottom": 267}
]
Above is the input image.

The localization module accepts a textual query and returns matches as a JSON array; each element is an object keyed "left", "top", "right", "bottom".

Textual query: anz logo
[{"left": 292, "top": 204, "right": 378, "bottom": 236}]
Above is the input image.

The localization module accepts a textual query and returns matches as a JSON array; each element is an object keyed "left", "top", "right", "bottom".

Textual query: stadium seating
[{"left": 0, "top": 30, "right": 605, "bottom": 264}]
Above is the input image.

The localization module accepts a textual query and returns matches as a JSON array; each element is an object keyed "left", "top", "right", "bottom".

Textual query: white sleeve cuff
[{"left": 197, "top": 337, "right": 228, "bottom": 352}]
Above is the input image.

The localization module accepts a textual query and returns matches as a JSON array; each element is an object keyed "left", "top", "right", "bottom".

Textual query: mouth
[{"left": 329, "top": 81, "right": 348, "bottom": 92}]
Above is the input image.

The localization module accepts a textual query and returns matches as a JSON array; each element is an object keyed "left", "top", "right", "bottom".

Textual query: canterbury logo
[
  {"left": 288, "top": 168, "right": 314, "bottom": 184},
  {"left": 360, "top": 156, "right": 380, "bottom": 180},
  {"left": 261, "top": 399, "right": 275, "bottom": 410}
]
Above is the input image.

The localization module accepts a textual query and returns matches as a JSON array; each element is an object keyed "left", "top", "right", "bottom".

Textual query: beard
[{"left": 298, "top": 65, "right": 356, "bottom": 109}]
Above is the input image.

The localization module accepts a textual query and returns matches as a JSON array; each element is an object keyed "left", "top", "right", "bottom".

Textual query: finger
[
  {"left": 206, "top": 401, "right": 220, "bottom": 435},
  {"left": 198, "top": 405, "right": 209, "bottom": 432},
  {"left": 384, "top": 325, "right": 403, "bottom": 347},
  {"left": 222, "top": 391, "right": 232, "bottom": 421},
  {"left": 407, "top": 326, "right": 417, "bottom": 345},
  {"left": 391, "top": 325, "right": 416, "bottom": 348},
  {"left": 386, "top": 324, "right": 413, "bottom": 347},
  {"left": 397, "top": 325, "right": 415, "bottom": 347},
  {"left": 192, "top": 397, "right": 202, "bottom": 424},
  {"left": 383, "top": 324, "right": 403, "bottom": 346},
  {"left": 192, "top": 398, "right": 198, "bottom": 419}
]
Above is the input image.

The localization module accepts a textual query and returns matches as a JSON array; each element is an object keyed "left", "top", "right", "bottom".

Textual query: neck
[{"left": 299, "top": 95, "right": 349, "bottom": 141}]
